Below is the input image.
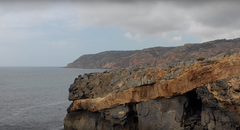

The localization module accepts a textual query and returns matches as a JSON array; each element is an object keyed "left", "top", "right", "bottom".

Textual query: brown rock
[
  {"left": 68, "top": 55, "right": 240, "bottom": 112},
  {"left": 64, "top": 54, "right": 240, "bottom": 130},
  {"left": 66, "top": 38, "right": 240, "bottom": 69}
]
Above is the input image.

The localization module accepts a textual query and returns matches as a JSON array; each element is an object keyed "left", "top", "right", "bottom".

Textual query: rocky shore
[{"left": 64, "top": 54, "right": 240, "bottom": 130}]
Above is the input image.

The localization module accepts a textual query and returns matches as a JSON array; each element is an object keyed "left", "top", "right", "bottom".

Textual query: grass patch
[{"left": 196, "top": 57, "right": 205, "bottom": 61}]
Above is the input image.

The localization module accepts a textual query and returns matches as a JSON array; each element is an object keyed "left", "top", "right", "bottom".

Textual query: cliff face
[
  {"left": 64, "top": 54, "right": 240, "bottom": 130},
  {"left": 66, "top": 38, "right": 240, "bottom": 69}
]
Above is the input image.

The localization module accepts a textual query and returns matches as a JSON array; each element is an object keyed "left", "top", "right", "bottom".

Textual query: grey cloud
[
  {"left": 0, "top": 0, "right": 77, "bottom": 25},
  {"left": 1, "top": 0, "right": 240, "bottom": 41},
  {"left": 0, "top": 0, "right": 79, "bottom": 43},
  {"left": 74, "top": 0, "right": 240, "bottom": 41},
  {"left": 0, "top": 1, "right": 55, "bottom": 12},
  {"left": 188, "top": 1, "right": 240, "bottom": 28},
  {"left": 76, "top": 1, "right": 187, "bottom": 36}
]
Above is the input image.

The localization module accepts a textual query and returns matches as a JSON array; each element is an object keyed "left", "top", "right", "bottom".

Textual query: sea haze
[{"left": 0, "top": 67, "right": 106, "bottom": 130}]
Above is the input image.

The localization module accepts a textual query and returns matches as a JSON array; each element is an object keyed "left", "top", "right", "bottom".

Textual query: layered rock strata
[{"left": 64, "top": 55, "right": 240, "bottom": 130}]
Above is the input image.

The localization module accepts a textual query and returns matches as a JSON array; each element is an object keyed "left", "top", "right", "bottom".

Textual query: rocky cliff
[
  {"left": 64, "top": 53, "right": 240, "bottom": 130},
  {"left": 66, "top": 38, "right": 240, "bottom": 69}
]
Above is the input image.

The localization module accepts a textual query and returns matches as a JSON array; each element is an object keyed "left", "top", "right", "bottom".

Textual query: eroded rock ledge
[{"left": 64, "top": 55, "right": 240, "bottom": 130}]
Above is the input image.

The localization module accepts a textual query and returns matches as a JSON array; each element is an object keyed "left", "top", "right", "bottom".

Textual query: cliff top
[{"left": 66, "top": 37, "right": 240, "bottom": 69}]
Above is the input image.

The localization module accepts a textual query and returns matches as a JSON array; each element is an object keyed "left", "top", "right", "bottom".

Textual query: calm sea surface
[{"left": 0, "top": 67, "right": 106, "bottom": 130}]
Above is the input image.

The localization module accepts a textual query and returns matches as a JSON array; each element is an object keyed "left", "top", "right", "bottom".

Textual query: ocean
[{"left": 0, "top": 67, "right": 106, "bottom": 130}]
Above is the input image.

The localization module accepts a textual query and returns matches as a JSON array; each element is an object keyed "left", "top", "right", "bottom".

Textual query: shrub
[
  {"left": 196, "top": 57, "right": 205, "bottom": 61},
  {"left": 224, "top": 54, "right": 231, "bottom": 57}
]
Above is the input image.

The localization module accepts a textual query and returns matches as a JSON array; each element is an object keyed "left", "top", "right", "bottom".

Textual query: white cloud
[
  {"left": 124, "top": 32, "right": 143, "bottom": 42},
  {"left": 171, "top": 36, "right": 182, "bottom": 42},
  {"left": 124, "top": 32, "right": 133, "bottom": 39},
  {"left": 134, "top": 34, "right": 143, "bottom": 42}
]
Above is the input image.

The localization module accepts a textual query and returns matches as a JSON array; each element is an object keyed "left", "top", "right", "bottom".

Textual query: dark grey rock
[{"left": 137, "top": 96, "right": 187, "bottom": 130}]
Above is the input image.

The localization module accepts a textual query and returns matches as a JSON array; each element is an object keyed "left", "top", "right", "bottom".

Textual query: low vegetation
[{"left": 196, "top": 57, "right": 205, "bottom": 61}]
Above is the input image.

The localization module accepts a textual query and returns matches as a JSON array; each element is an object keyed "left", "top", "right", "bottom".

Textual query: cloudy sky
[{"left": 1, "top": 0, "right": 240, "bottom": 66}]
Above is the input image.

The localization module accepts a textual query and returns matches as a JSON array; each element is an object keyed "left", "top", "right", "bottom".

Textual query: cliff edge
[{"left": 64, "top": 54, "right": 240, "bottom": 130}]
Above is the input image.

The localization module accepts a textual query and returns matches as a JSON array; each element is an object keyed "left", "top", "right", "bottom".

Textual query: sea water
[{"left": 0, "top": 67, "right": 106, "bottom": 130}]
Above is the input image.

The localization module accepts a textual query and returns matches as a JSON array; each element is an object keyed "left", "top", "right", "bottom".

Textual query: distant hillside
[{"left": 66, "top": 38, "right": 240, "bottom": 69}]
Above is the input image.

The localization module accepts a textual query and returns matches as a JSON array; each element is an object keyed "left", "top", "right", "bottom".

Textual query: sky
[{"left": 1, "top": 0, "right": 240, "bottom": 67}]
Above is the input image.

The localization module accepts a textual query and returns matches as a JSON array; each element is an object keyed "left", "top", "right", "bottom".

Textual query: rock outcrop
[
  {"left": 64, "top": 54, "right": 240, "bottom": 130},
  {"left": 66, "top": 38, "right": 240, "bottom": 69}
]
